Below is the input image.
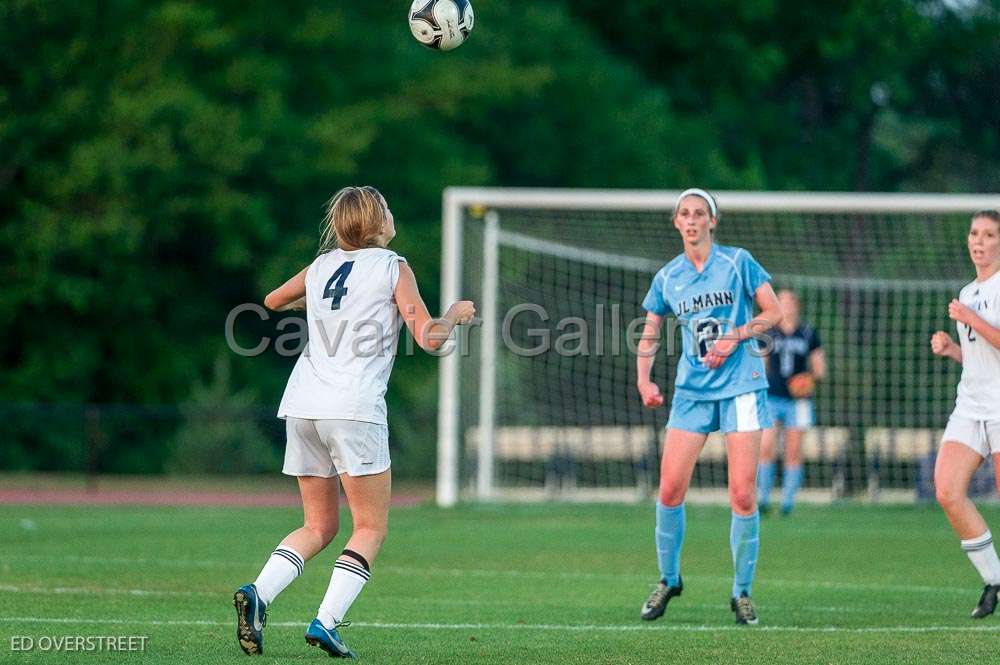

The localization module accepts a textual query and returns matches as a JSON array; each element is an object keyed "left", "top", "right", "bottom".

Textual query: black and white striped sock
[
  {"left": 317, "top": 549, "right": 371, "bottom": 628},
  {"left": 961, "top": 531, "right": 1000, "bottom": 585},
  {"left": 253, "top": 545, "right": 305, "bottom": 605}
]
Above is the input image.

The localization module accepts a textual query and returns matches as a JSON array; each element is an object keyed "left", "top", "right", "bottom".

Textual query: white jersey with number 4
[
  {"left": 278, "top": 247, "right": 407, "bottom": 424},
  {"left": 954, "top": 270, "right": 1000, "bottom": 420}
]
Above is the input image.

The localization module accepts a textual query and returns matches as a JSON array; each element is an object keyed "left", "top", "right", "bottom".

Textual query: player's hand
[
  {"left": 787, "top": 372, "right": 815, "bottom": 398},
  {"left": 930, "top": 331, "right": 957, "bottom": 356},
  {"left": 948, "top": 299, "right": 976, "bottom": 326},
  {"left": 446, "top": 300, "right": 477, "bottom": 325},
  {"left": 703, "top": 337, "right": 738, "bottom": 369},
  {"left": 637, "top": 381, "right": 664, "bottom": 408}
]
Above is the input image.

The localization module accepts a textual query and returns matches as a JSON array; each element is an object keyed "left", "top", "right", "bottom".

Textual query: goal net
[{"left": 436, "top": 189, "right": 1000, "bottom": 506}]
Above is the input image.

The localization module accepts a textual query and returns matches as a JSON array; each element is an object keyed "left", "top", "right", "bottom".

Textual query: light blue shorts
[
  {"left": 767, "top": 395, "right": 814, "bottom": 429},
  {"left": 667, "top": 389, "right": 773, "bottom": 434}
]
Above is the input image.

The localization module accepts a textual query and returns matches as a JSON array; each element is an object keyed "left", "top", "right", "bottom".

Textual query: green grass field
[{"left": 3, "top": 501, "right": 1000, "bottom": 664}]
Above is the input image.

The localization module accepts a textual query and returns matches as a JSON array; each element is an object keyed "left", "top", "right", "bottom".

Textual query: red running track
[{"left": 0, "top": 488, "right": 426, "bottom": 507}]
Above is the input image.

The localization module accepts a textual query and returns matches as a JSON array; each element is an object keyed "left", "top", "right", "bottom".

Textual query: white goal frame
[{"left": 436, "top": 188, "right": 1000, "bottom": 507}]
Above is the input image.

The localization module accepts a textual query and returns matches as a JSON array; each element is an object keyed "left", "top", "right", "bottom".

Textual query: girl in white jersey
[
  {"left": 233, "top": 186, "right": 475, "bottom": 658},
  {"left": 930, "top": 209, "right": 1000, "bottom": 620}
]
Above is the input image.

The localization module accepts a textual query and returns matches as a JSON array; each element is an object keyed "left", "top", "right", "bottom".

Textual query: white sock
[
  {"left": 317, "top": 552, "right": 371, "bottom": 628},
  {"left": 961, "top": 531, "right": 1000, "bottom": 585},
  {"left": 253, "top": 545, "right": 305, "bottom": 605}
]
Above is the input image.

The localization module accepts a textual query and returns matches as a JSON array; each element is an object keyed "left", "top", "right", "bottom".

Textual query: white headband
[{"left": 675, "top": 188, "right": 717, "bottom": 218}]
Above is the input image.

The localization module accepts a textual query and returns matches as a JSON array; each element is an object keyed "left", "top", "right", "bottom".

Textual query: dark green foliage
[
  {"left": 571, "top": 0, "right": 1000, "bottom": 191},
  {"left": 168, "top": 357, "right": 279, "bottom": 474}
]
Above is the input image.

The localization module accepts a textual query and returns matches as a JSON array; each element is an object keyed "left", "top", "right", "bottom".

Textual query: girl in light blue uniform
[{"left": 636, "top": 189, "right": 783, "bottom": 625}]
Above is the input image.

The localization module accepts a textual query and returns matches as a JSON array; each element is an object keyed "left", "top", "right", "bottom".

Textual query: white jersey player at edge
[
  {"left": 233, "top": 186, "right": 476, "bottom": 658},
  {"left": 930, "top": 209, "right": 1000, "bottom": 620}
]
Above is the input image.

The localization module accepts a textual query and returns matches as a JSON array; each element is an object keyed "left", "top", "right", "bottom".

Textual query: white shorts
[
  {"left": 282, "top": 418, "right": 390, "bottom": 478},
  {"left": 942, "top": 413, "right": 1000, "bottom": 458}
]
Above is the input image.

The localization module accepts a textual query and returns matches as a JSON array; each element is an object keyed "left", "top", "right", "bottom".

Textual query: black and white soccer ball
[{"left": 408, "top": 0, "right": 474, "bottom": 51}]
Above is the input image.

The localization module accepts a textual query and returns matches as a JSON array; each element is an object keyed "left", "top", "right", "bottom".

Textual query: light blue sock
[
  {"left": 781, "top": 465, "right": 804, "bottom": 511},
  {"left": 730, "top": 511, "right": 760, "bottom": 597},
  {"left": 655, "top": 502, "right": 685, "bottom": 587},
  {"left": 757, "top": 462, "right": 776, "bottom": 508}
]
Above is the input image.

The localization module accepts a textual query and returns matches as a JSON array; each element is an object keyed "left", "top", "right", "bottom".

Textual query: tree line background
[{"left": 1, "top": 0, "right": 998, "bottom": 477}]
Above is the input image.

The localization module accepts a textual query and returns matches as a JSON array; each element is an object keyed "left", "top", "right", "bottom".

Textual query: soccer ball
[{"left": 408, "top": 0, "right": 474, "bottom": 51}]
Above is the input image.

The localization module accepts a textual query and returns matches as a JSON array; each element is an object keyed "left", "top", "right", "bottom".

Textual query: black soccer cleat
[
  {"left": 971, "top": 584, "right": 1000, "bottom": 619},
  {"left": 640, "top": 577, "right": 683, "bottom": 621},
  {"left": 731, "top": 591, "right": 758, "bottom": 625}
]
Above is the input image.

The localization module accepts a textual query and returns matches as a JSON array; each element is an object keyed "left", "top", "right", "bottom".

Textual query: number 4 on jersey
[{"left": 323, "top": 261, "right": 355, "bottom": 310}]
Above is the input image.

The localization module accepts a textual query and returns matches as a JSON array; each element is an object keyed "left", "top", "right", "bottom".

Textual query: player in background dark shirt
[{"left": 758, "top": 289, "right": 825, "bottom": 515}]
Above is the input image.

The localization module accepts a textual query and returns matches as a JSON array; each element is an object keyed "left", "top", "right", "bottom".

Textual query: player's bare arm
[
  {"left": 930, "top": 330, "right": 963, "bottom": 363},
  {"left": 808, "top": 347, "right": 827, "bottom": 381},
  {"left": 785, "top": 346, "right": 825, "bottom": 399},
  {"left": 394, "top": 262, "right": 475, "bottom": 352},
  {"left": 704, "top": 282, "right": 782, "bottom": 369},
  {"left": 636, "top": 311, "right": 664, "bottom": 408},
  {"left": 264, "top": 266, "right": 309, "bottom": 311},
  {"left": 950, "top": 299, "right": 1000, "bottom": 351}
]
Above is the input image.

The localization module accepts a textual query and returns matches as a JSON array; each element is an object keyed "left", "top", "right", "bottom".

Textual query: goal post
[{"left": 437, "top": 188, "right": 1000, "bottom": 507}]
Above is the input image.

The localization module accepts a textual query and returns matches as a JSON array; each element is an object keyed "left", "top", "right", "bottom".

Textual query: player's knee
[
  {"left": 353, "top": 523, "right": 388, "bottom": 550},
  {"left": 306, "top": 521, "right": 339, "bottom": 547},
  {"left": 658, "top": 484, "right": 686, "bottom": 507},
  {"left": 935, "top": 483, "right": 965, "bottom": 510},
  {"left": 729, "top": 487, "right": 756, "bottom": 514},
  {"left": 352, "top": 514, "right": 388, "bottom": 542}
]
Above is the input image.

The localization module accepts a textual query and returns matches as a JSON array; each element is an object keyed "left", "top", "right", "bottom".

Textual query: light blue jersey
[{"left": 643, "top": 243, "right": 771, "bottom": 402}]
